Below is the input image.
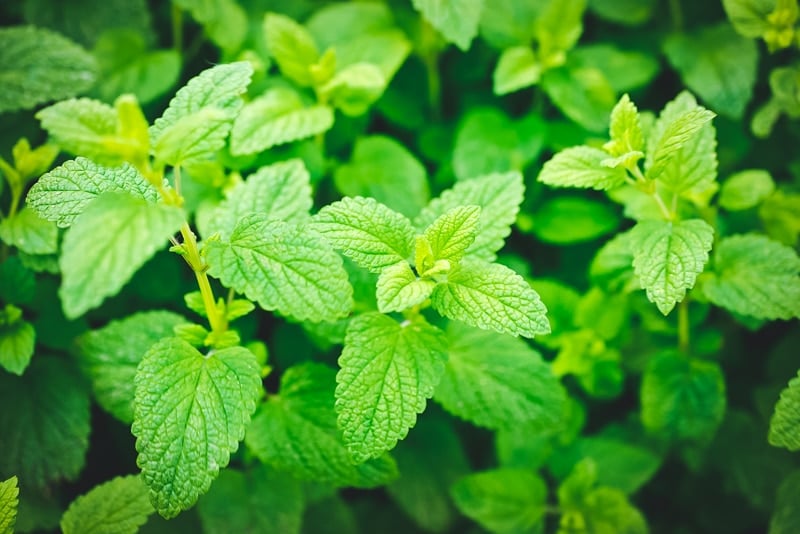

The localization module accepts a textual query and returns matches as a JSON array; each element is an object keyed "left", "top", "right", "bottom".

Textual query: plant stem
[
  {"left": 652, "top": 191, "right": 674, "bottom": 221},
  {"left": 420, "top": 19, "right": 443, "bottom": 120},
  {"left": 678, "top": 298, "right": 690, "bottom": 354},
  {"left": 179, "top": 222, "right": 226, "bottom": 336},
  {"left": 171, "top": 4, "right": 183, "bottom": 53}
]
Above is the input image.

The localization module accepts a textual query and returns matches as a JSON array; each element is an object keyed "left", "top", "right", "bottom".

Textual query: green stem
[
  {"left": 678, "top": 298, "right": 690, "bottom": 354},
  {"left": 179, "top": 222, "right": 226, "bottom": 337},
  {"left": 171, "top": 4, "right": 183, "bottom": 53},
  {"left": 420, "top": 20, "right": 442, "bottom": 120},
  {"left": 652, "top": 191, "right": 674, "bottom": 221}
]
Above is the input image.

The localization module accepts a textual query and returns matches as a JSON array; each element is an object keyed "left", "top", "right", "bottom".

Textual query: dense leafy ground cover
[{"left": 0, "top": 0, "right": 799, "bottom": 533}]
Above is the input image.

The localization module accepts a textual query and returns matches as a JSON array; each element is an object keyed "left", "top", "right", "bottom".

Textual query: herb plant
[{"left": 0, "top": 1, "right": 799, "bottom": 533}]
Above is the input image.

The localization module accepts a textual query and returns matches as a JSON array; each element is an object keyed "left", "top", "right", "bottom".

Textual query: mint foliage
[
  {"left": 245, "top": 363, "right": 398, "bottom": 487},
  {"left": 0, "top": 312, "right": 35, "bottom": 376},
  {"left": 770, "top": 470, "right": 800, "bottom": 534},
  {"left": 0, "top": 476, "right": 18, "bottom": 534},
  {"left": 0, "top": 26, "right": 96, "bottom": 113},
  {"left": 0, "top": 208, "right": 58, "bottom": 255},
  {"left": 538, "top": 145, "right": 627, "bottom": 190},
  {"left": 206, "top": 214, "right": 353, "bottom": 322},
  {"left": 376, "top": 261, "right": 436, "bottom": 313},
  {"left": 263, "top": 12, "right": 320, "bottom": 87},
  {"left": 412, "top": 0, "right": 484, "bottom": 51},
  {"left": 769, "top": 370, "right": 800, "bottom": 451},
  {"left": 132, "top": 337, "right": 262, "bottom": 518},
  {"left": 60, "top": 475, "right": 153, "bottom": 534},
  {"left": 336, "top": 312, "right": 448, "bottom": 461},
  {"left": 719, "top": 169, "right": 776, "bottom": 210}
]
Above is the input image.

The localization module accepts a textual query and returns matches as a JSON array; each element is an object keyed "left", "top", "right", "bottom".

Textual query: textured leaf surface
[
  {"left": 431, "top": 260, "right": 549, "bottom": 338},
  {"left": 607, "top": 94, "right": 644, "bottom": 155},
  {"left": 27, "top": 157, "right": 159, "bottom": 228},
  {"left": 245, "top": 363, "right": 398, "bottom": 487},
  {"left": 206, "top": 214, "right": 352, "bottom": 322},
  {"left": 411, "top": 0, "right": 484, "bottom": 50},
  {"left": 0, "top": 26, "right": 96, "bottom": 113},
  {"left": 648, "top": 108, "right": 716, "bottom": 180},
  {"left": 703, "top": 234, "right": 800, "bottom": 320},
  {"left": 435, "top": 323, "right": 565, "bottom": 430},
  {"left": 336, "top": 313, "right": 448, "bottom": 461},
  {"left": 0, "top": 208, "right": 58, "bottom": 256},
  {"left": 59, "top": 193, "right": 184, "bottom": 318},
  {"left": 628, "top": 219, "right": 714, "bottom": 315},
  {"left": 0, "top": 476, "right": 18, "bottom": 534},
  {"left": 0, "top": 319, "right": 35, "bottom": 376},
  {"left": 60, "top": 475, "right": 153, "bottom": 534},
  {"left": 641, "top": 352, "right": 726, "bottom": 442},
  {"left": 423, "top": 205, "right": 480, "bottom": 264},
  {"left": 35, "top": 99, "right": 121, "bottom": 163},
  {"left": 311, "top": 196, "right": 415, "bottom": 273},
  {"left": 75, "top": 310, "right": 187, "bottom": 423},
  {"left": 0, "top": 357, "right": 90, "bottom": 488},
  {"left": 538, "top": 146, "right": 627, "bottom": 190},
  {"left": 132, "top": 337, "right": 262, "bottom": 518},
  {"left": 208, "top": 159, "right": 312, "bottom": 239},
  {"left": 376, "top": 261, "right": 436, "bottom": 313},
  {"left": 769, "top": 370, "right": 800, "bottom": 451},
  {"left": 451, "top": 469, "right": 547, "bottom": 534},
  {"left": 415, "top": 171, "right": 524, "bottom": 262}
]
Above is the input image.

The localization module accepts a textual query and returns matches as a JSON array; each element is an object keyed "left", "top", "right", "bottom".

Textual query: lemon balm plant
[{"left": 1, "top": 1, "right": 800, "bottom": 533}]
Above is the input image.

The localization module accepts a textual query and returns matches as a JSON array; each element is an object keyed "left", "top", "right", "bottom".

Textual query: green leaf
[
  {"left": 493, "top": 46, "right": 540, "bottom": 95},
  {"left": 263, "top": 12, "right": 319, "bottom": 86},
  {"left": 538, "top": 146, "right": 627, "bottom": 190},
  {"left": 206, "top": 214, "right": 353, "bottom": 322},
  {"left": 589, "top": 0, "right": 656, "bottom": 25},
  {"left": 336, "top": 313, "right": 448, "bottom": 461},
  {"left": 320, "top": 62, "right": 386, "bottom": 116},
  {"left": 245, "top": 363, "right": 398, "bottom": 487},
  {"left": 628, "top": 219, "right": 714, "bottom": 315},
  {"left": 641, "top": 352, "right": 726, "bottom": 442},
  {"left": 0, "top": 476, "right": 18, "bottom": 534},
  {"left": 35, "top": 98, "right": 124, "bottom": 164},
  {"left": 132, "top": 337, "right": 262, "bottom": 518},
  {"left": 174, "top": 0, "right": 247, "bottom": 52},
  {"left": 664, "top": 23, "right": 758, "bottom": 119},
  {"left": 27, "top": 157, "right": 159, "bottom": 228},
  {"left": 197, "top": 466, "right": 304, "bottom": 534},
  {"left": 531, "top": 196, "right": 620, "bottom": 245},
  {"left": 435, "top": 322, "right": 565, "bottom": 430},
  {"left": 0, "top": 356, "right": 90, "bottom": 488},
  {"left": 606, "top": 94, "right": 644, "bottom": 157},
  {"left": 415, "top": 171, "right": 525, "bottom": 262},
  {"left": 432, "top": 259, "right": 550, "bottom": 338},
  {"left": 149, "top": 62, "right": 253, "bottom": 166},
  {"left": 75, "top": 310, "right": 187, "bottom": 424},
  {"left": 542, "top": 63, "right": 616, "bottom": 133},
  {"left": 411, "top": 0, "right": 485, "bottom": 51},
  {"left": 208, "top": 159, "right": 312, "bottom": 239},
  {"left": 0, "top": 208, "right": 58, "bottom": 255},
  {"left": 10, "top": 138, "right": 59, "bottom": 184},
  {"left": 478, "top": 0, "right": 543, "bottom": 48},
  {"left": 769, "top": 370, "right": 800, "bottom": 451},
  {"left": 770, "top": 470, "right": 800, "bottom": 534},
  {"left": 569, "top": 44, "right": 660, "bottom": 93},
  {"left": 333, "top": 136, "right": 429, "bottom": 219},
  {"left": 230, "top": 87, "right": 334, "bottom": 156},
  {"left": 311, "top": 196, "right": 416, "bottom": 273},
  {"left": 719, "top": 169, "right": 776, "bottom": 211},
  {"left": 0, "top": 318, "right": 35, "bottom": 376},
  {"left": 703, "top": 234, "right": 800, "bottom": 320},
  {"left": 0, "top": 257, "right": 35, "bottom": 305},
  {"left": 760, "top": 190, "right": 800, "bottom": 246},
  {"left": 376, "top": 262, "right": 436, "bottom": 313},
  {"left": 451, "top": 469, "right": 547, "bottom": 534},
  {"left": 645, "top": 91, "right": 718, "bottom": 193},
  {"left": 0, "top": 26, "right": 96, "bottom": 113},
  {"left": 423, "top": 205, "right": 480, "bottom": 264},
  {"left": 722, "top": 0, "right": 774, "bottom": 37},
  {"left": 60, "top": 475, "right": 154, "bottom": 534},
  {"left": 59, "top": 193, "right": 184, "bottom": 319}
]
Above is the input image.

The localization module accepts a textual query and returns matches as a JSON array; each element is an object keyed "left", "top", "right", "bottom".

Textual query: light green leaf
[
  {"left": 431, "top": 259, "right": 550, "bottom": 338},
  {"left": 538, "top": 145, "right": 627, "bottom": 190},
  {"left": 531, "top": 196, "right": 620, "bottom": 245},
  {"left": 336, "top": 313, "right": 448, "bottom": 462},
  {"left": 645, "top": 91, "right": 718, "bottom": 193},
  {"left": 0, "top": 356, "right": 90, "bottom": 488},
  {"left": 564, "top": 485, "right": 649, "bottom": 534},
  {"left": 0, "top": 26, "right": 96, "bottom": 113},
  {"left": 197, "top": 466, "right": 304, "bottom": 534},
  {"left": 60, "top": 475, "right": 154, "bottom": 534},
  {"left": 333, "top": 135, "right": 429, "bottom": 219},
  {"left": 589, "top": 0, "right": 656, "bottom": 25},
  {"left": 208, "top": 159, "right": 312, "bottom": 239},
  {"left": 0, "top": 318, "right": 35, "bottom": 376},
  {"left": 0, "top": 208, "right": 58, "bottom": 255},
  {"left": 376, "top": 261, "right": 436, "bottom": 313},
  {"left": 230, "top": 87, "right": 334, "bottom": 155},
  {"left": 132, "top": 337, "right": 262, "bottom": 518},
  {"left": 10, "top": 138, "right": 59, "bottom": 183},
  {"left": 263, "top": 12, "right": 319, "bottom": 86},
  {"left": 664, "top": 23, "right": 758, "bottom": 119},
  {"left": 206, "top": 214, "right": 353, "bottom": 322},
  {"left": 719, "top": 169, "right": 776, "bottom": 211},
  {"left": 770, "top": 470, "right": 800, "bottom": 534},
  {"left": 245, "top": 363, "right": 399, "bottom": 487},
  {"left": 493, "top": 46, "right": 540, "bottom": 95},
  {"left": 769, "top": 370, "right": 800, "bottom": 451},
  {"left": 451, "top": 469, "right": 547, "bottom": 534},
  {"left": 606, "top": 94, "right": 644, "bottom": 156},
  {"left": 542, "top": 63, "right": 616, "bottom": 133},
  {"left": 760, "top": 190, "right": 800, "bottom": 246},
  {"left": 0, "top": 476, "right": 18, "bottom": 534},
  {"left": 424, "top": 205, "right": 480, "bottom": 264},
  {"left": 415, "top": 171, "right": 525, "bottom": 262},
  {"left": 535, "top": 0, "right": 586, "bottom": 59},
  {"left": 589, "top": 232, "right": 636, "bottom": 292},
  {"left": 320, "top": 63, "right": 386, "bottom": 116},
  {"left": 569, "top": 44, "right": 660, "bottom": 93},
  {"left": 412, "top": 0, "right": 485, "bottom": 51},
  {"left": 59, "top": 193, "right": 183, "bottom": 318},
  {"left": 628, "top": 219, "right": 714, "bottom": 315},
  {"left": 703, "top": 234, "right": 800, "bottom": 320},
  {"left": 641, "top": 351, "right": 726, "bottom": 442},
  {"left": 174, "top": 0, "right": 247, "bottom": 52},
  {"left": 722, "top": 0, "right": 774, "bottom": 37},
  {"left": 648, "top": 107, "right": 716, "bottom": 181},
  {"left": 35, "top": 98, "right": 123, "bottom": 164},
  {"left": 478, "top": 0, "right": 543, "bottom": 48},
  {"left": 75, "top": 310, "right": 187, "bottom": 424},
  {"left": 311, "top": 196, "right": 415, "bottom": 273},
  {"left": 150, "top": 62, "right": 252, "bottom": 166},
  {"left": 435, "top": 322, "right": 565, "bottom": 430},
  {"left": 27, "top": 157, "right": 159, "bottom": 228}
]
